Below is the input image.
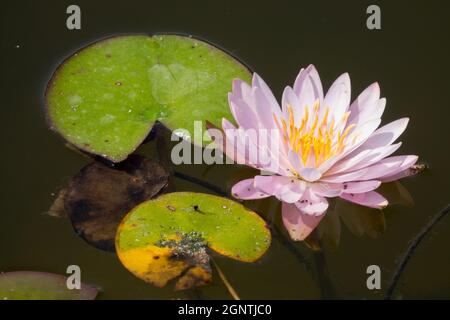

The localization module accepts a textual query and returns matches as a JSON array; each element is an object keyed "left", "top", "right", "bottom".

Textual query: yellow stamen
[
  {"left": 321, "top": 107, "right": 330, "bottom": 128},
  {"left": 273, "top": 101, "right": 359, "bottom": 167}
]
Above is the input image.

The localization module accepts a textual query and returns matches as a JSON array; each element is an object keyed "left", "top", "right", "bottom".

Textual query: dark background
[{"left": 1, "top": 0, "right": 449, "bottom": 299}]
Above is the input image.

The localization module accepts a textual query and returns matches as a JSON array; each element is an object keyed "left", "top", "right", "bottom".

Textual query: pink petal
[
  {"left": 343, "top": 118, "right": 382, "bottom": 152},
  {"left": 318, "top": 118, "right": 382, "bottom": 173},
  {"left": 232, "top": 78, "right": 252, "bottom": 103},
  {"left": 252, "top": 73, "right": 281, "bottom": 117},
  {"left": 251, "top": 74, "right": 283, "bottom": 130},
  {"left": 253, "top": 87, "right": 279, "bottom": 129},
  {"left": 355, "top": 118, "right": 409, "bottom": 152},
  {"left": 222, "top": 117, "right": 237, "bottom": 131},
  {"left": 236, "top": 127, "right": 263, "bottom": 162},
  {"left": 222, "top": 120, "right": 257, "bottom": 166},
  {"left": 235, "top": 127, "right": 289, "bottom": 174},
  {"left": 298, "top": 167, "right": 322, "bottom": 182},
  {"left": 221, "top": 120, "right": 270, "bottom": 170},
  {"left": 228, "top": 94, "right": 260, "bottom": 130},
  {"left": 326, "top": 148, "right": 374, "bottom": 175},
  {"left": 310, "top": 182, "right": 343, "bottom": 197},
  {"left": 340, "top": 191, "right": 388, "bottom": 209},
  {"left": 347, "top": 82, "right": 381, "bottom": 124},
  {"left": 293, "top": 65, "right": 323, "bottom": 99},
  {"left": 379, "top": 164, "right": 423, "bottom": 182},
  {"left": 231, "top": 178, "right": 270, "bottom": 200},
  {"left": 261, "top": 143, "right": 292, "bottom": 176},
  {"left": 295, "top": 188, "right": 329, "bottom": 215},
  {"left": 287, "top": 149, "right": 304, "bottom": 173},
  {"left": 327, "top": 142, "right": 402, "bottom": 176},
  {"left": 281, "top": 86, "right": 304, "bottom": 125},
  {"left": 323, "top": 72, "right": 351, "bottom": 123},
  {"left": 220, "top": 118, "right": 247, "bottom": 165},
  {"left": 282, "top": 202, "right": 326, "bottom": 241},
  {"left": 254, "top": 175, "right": 305, "bottom": 203},
  {"left": 349, "top": 97, "right": 386, "bottom": 129},
  {"left": 356, "top": 155, "right": 418, "bottom": 181},
  {"left": 372, "top": 97, "right": 386, "bottom": 120},
  {"left": 347, "top": 141, "right": 402, "bottom": 171},
  {"left": 320, "top": 167, "right": 369, "bottom": 183},
  {"left": 342, "top": 180, "right": 381, "bottom": 193},
  {"left": 293, "top": 65, "right": 324, "bottom": 112}
]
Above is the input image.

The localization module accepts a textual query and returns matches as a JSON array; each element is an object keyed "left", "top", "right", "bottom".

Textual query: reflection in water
[{"left": 308, "top": 181, "right": 415, "bottom": 250}]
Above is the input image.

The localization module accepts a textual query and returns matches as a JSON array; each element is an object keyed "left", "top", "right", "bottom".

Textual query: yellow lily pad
[{"left": 115, "top": 192, "right": 271, "bottom": 290}]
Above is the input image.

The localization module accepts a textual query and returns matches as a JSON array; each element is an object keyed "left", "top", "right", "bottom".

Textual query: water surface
[{"left": 1, "top": 0, "right": 449, "bottom": 299}]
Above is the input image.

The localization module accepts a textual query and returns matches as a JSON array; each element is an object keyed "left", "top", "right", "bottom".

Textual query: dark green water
[{"left": 1, "top": 0, "right": 449, "bottom": 299}]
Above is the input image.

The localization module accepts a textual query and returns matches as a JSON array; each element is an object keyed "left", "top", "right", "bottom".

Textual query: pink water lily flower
[{"left": 221, "top": 65, "right": 418, "bottom": 241}]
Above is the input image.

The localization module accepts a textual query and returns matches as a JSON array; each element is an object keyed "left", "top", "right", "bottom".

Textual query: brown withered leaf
[{"left": 52, "top": 155, "right": 169, "bottom": 251}]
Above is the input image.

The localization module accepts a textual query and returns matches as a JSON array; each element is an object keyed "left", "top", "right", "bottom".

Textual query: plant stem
[
  {"left": 312, "top": 248, "right": 335, "bottom": 298},
  {"left": 212, "top": 258, "right": 241, "bottom": 300},
  {"left": 173, "top": 171, "right": 228, "bottom": 197},
  {"left": 385, "top": 204, "right": 450, "bottom": 299}
]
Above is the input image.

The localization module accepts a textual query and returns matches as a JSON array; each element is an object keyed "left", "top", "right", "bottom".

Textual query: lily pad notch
[{"left": 45, "top": 34, "right": 252, "bottom": 162}]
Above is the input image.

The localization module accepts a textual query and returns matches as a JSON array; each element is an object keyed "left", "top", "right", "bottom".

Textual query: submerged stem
[
  {"left": 212, "top": 258, "right": 241, "bottom": 300},
  {"left": 173, "top": 171, "right": 228, "bottom": 197},
  {"left": 312, "top": 247, "right": 335, "bottom": 298},
  {"left": 385, "top": 204, "right": 450, "bottom": 299}
]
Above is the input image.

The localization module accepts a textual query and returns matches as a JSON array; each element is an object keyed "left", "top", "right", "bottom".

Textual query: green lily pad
[
  {"left": 45, "top": 35, "right": 251, "bottom": 162},
  {"left": 115, "top": 192, "right": 271, "bottom": 289},
  {"left": 0, "top": 271, "right": 98, "bottom": 300}
]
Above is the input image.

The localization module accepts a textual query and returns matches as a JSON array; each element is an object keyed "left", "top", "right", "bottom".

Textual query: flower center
[{"left": 273, "top": 100, "right": 356, "bottom": 167}]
